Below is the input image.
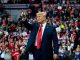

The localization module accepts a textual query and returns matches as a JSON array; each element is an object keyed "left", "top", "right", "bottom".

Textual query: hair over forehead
[{"left": 36, "top": 12, "right": 46, "bottom": 16}]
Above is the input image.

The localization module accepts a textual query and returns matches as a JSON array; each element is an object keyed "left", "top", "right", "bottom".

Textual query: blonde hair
[{"left": 36, "top": 12, "right": 46, "bottom": 16}]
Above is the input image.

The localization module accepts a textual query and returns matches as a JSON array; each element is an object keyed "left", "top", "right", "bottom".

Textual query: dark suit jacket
[{"left": 22, "top": 20, "right": 59, "bottom": 60}]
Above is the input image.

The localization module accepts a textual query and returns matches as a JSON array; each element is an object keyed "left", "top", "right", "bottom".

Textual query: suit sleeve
[
  {"left": 52, "top": 26, "right": 59, "bottom": 54},
  {"left": 22, "top": 19, "right": 33, "bottom": 30}
]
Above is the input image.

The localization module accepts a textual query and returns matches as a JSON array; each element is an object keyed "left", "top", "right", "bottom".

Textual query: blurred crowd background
[
  {"left": 0, "top": 0, "right": 80, "bottom": 60},
  {"left": 0, "top": 0, "right": 80, "bottom": 4}
]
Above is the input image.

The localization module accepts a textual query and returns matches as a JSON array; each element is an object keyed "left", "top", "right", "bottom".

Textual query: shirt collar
[{"left": 42, "top": 22, "right": 46, "bottom": 27}]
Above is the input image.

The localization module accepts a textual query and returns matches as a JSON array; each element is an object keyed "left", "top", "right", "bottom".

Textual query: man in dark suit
[{"left": 21, "top": 11, "right": 59, "bottom": 60}]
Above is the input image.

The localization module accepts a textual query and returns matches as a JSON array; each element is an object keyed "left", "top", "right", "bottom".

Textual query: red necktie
[{"left": 37, "top": 24, "right": 42, "bottom": 49}]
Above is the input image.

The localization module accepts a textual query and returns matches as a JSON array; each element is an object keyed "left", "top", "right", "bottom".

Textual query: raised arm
[{"left": 21, "top": 19, "right": 33, "bottom": 30}]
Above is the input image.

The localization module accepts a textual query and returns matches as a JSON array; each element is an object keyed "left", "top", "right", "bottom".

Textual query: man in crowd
[{"left": 21, "top": 11, "right": 59, "bottom": 60}]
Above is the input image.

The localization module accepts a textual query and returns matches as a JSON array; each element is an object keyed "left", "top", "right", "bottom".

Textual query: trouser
[{"left": 33, "top": 46, "right": 42, "bottom": 60}]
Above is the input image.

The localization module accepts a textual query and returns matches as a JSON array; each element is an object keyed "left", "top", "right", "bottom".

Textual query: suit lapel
[
  {"left": 42, "top": 23, "right": 49, "bottom": 40},
  {"left": 33, "top": 23, "right": 39, "bottom": 42},
  {"left": 26, "top": 23, "right": 39, "bottom": 51},
  {"left": 26, "top": 23, "right": 49, "bottom": 51}
]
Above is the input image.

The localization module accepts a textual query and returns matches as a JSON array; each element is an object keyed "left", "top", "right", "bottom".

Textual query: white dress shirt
[{"left": 35, "top": 22, "right": 46, "bottom": 46}]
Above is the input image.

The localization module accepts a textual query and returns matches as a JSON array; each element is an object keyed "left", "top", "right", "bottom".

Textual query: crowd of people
[
  {"left": 42, "top": 4, "right": 80, "bottom": 60},
  {"left": 0, "top": 0, "right": 80, "bottom": 4},
  {"left": 0, "top": 4, "right": 80, "bottom": 60},
  {"left": 0, "top": 14, "right": 30, "bottom": 60},
  {"left": 0, "top": 0, "right": 41, "bottom": 4}
]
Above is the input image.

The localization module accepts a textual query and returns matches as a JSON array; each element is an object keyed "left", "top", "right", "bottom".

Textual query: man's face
[{"left": 36, "top": 14, "right": 46, "bottom": 24}]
